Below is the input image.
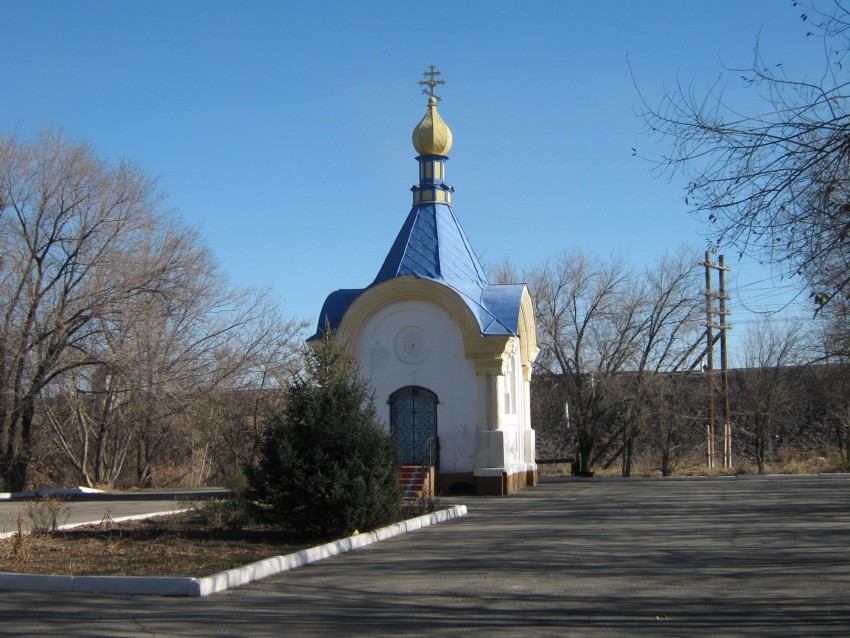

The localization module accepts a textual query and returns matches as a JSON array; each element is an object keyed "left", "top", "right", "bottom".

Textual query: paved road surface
[
  {"left": 1, "top": 477, "right": 848, "bottom": 637},
  {"left": 1, "top": 488, "right": 228, "bottom": 536}
]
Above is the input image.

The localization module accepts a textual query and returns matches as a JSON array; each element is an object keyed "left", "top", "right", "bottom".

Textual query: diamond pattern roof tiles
[
  {"left": 310, "top": 203, "right": 525, "bottom": 342},
  {"left": 373, "top": 204, "right": 488, "bottom": 288}
]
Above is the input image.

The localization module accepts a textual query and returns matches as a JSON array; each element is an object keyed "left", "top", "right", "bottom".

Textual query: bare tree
[
  {"left": 827, "top": 395, "right": 850, "bottom": 470},
  {"left": 38, "top": 272, "right": 306, "bottom": 488},
  {"left": 644, "top": 372, "right": 707, "bottom": 476},
  {"left": 0, "top": 129, "right": 172, "bottom": 491},
  {"left": 179, "top": 305, "right": 307, "bottom": 487},
  {"left": 1, "top": 128, "right": 308, "bottom": 491},
  {"left": 39, "top": 365, "right": 134, "bottom": 488},
  {"left": 811, "top": 293, "right": 850, "bottom": 361},
  {"left": 487, "top": 257, "right": 522, "bottom": 286},
  {"left": 787, "top": 362, "right": 850, "bottom": 468},
  {"left": 617, "top": 250, "right": 705, "bottom": 476},
  {"left": 734, "top": 317, "right": 807, "bottom": 473},
  {"left": 529, "top": 251, "right": 659, "bottom": 475},
  {"left": 93, "top": 234, "right": 306, "bottom": 488},
  {"left": 528, "top": 249, "right": 704, "bottom": 476},
  {"left": 636, "top": 0, "right": 850, "bottom": 349}
]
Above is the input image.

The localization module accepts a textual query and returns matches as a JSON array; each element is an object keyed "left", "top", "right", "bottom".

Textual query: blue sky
[{"left": 2, "top": 1, "right": 825, "bottom": 361}]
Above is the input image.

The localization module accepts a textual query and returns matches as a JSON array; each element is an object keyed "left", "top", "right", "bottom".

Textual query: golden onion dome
[{"left": 412, "top": 96, "right": 453, "bottom": 156}]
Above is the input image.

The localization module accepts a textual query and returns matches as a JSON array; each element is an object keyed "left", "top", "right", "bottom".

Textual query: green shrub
[{"left": 245, "top": 336, "right": 401, "bottom": 539}]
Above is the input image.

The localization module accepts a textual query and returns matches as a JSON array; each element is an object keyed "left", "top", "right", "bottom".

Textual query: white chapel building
[{"left": 309, "top": 70, "right": 539, "bottom": 495}]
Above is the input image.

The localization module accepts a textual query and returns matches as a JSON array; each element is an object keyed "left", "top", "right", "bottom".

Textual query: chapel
[{"left": 308, "top": 68, "right": 539, "bottom": 495}]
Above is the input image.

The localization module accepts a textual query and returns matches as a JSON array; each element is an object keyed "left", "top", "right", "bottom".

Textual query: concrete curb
[
  {"left": 0, "top": 492, "right": 34, "bottom": 500},
  {"left": 0, "top": 505, "right": 468, "bottom": 597},
  {"left": 0, "top": 487, "right": 104, "bottom": 500}
]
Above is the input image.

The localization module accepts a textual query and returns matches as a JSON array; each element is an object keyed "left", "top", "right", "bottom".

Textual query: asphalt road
[
  {"left": 0, "top": 488, "right": 229, "bottom": 537},
  {"left": 1, "top": 476, "right": 848, "bottom": 637}
]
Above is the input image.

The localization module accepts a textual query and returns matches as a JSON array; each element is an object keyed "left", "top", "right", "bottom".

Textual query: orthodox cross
[{"left": 419, "top": 65, "right": 445, "bottom": 101}]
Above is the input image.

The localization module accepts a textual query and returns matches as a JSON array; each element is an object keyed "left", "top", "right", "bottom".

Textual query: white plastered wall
[
  {"left": 474, "top": 337, "right": 534, "bottom": 479},
  {"left": 355, "top": 299, "right": 478, "bottom": 473},
  {"left": 500, "top": 340, "right": 527, "bottom": 477}
]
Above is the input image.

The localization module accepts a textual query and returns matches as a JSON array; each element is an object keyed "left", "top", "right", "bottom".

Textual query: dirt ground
[{"left": 0, "top": 507, "right": 306, "bottom": 577}]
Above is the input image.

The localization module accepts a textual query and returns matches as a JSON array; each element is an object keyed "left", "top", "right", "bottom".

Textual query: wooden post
[
  {"left": 719, "top": 255, "right": 732, "bottom": 469},
  {"left": 704, "top": 251, "right": 715, "bottom": 470}
]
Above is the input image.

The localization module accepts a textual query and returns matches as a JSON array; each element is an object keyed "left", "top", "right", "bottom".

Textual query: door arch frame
[{"left": 389, "top": 386, "right": 439, "bottom": 467}]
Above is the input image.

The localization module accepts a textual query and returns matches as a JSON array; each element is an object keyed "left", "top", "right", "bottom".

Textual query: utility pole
[
  {"left": 719, "top": 255, "right": 732, "bottom": 469},
  {"left": 703, "top": 250, "right": 715, "bottom": 470},
  {"left": 702, "top": 251, "right": 732, "bottom": 470}
]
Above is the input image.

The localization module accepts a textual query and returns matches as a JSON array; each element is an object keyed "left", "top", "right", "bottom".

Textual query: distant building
[{"left": 309, "top": 70, "right": 539, "bottom": 495}]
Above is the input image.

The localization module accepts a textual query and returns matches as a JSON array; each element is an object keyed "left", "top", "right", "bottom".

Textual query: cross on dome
[
  {"left": 412, "top": 66, "right": 453, "bottom": 157},
  {"left": 419, "top": 65, "right": 445, "bottom": 101}
]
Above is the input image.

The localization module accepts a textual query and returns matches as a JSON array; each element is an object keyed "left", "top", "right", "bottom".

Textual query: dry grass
[
  {"left": 0, "top": 504, "right": 308, "bottom": 577},
  {"left": 538, "top": 447, "right": 848, "bottom": 478},
  {"left": 1, "top": 496, "right": 446, "bottom": 578}
]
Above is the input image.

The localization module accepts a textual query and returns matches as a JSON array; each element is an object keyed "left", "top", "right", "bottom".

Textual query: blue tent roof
[
  {"left": 373, "top": 204, "right": 490, "bottom": 288},
  {"left": 309, "top": 203, "right": 525, "bottom": 341}
]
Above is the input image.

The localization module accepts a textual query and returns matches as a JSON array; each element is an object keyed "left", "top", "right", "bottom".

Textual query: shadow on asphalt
[{"left": 1, "top": 478, "right": 848, "bottom": 637}]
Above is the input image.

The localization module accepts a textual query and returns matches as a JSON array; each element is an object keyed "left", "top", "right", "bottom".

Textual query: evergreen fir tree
[{"left": 245, "top": 335, "right": 401, "bottom": 538}]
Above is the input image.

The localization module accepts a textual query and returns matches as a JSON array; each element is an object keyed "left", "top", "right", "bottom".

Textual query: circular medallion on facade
[{"left": 394, "top": 326, "right": 430, "bottom": 365}]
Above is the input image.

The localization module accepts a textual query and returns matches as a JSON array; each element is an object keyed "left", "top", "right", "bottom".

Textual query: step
[{"left": 399, "top": 465, "right": 430, "bottom": 499}]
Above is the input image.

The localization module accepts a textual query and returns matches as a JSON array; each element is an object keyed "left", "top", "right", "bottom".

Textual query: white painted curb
[{"left": 0, "top": 505, "right": 468, "bottom": 597}]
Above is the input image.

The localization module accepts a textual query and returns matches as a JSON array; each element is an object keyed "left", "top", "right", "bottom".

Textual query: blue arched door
[{"left": 390, "top": 386, "right": 438, "bottom": 466}]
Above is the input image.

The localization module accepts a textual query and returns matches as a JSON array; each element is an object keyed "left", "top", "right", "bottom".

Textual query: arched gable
[
  {"left": 336, "top": 276, "right": 511, "bottom": 369},
  {"left": 517, "top": 286, "right": 539, "bottom": 369}
]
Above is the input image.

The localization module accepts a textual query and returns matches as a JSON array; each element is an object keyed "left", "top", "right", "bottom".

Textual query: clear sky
[{"left": 1, "top": 0, "right": 826, "bottom": 362}]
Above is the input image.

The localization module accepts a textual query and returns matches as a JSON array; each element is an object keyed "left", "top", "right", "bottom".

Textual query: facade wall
[
  {"left": 499, "top": 343, "right": 526, "bottom": 478},
  {"left": 336, "top": 278, "right": 539, "bottom": 494},
  {"left": 355, "top": 298, "right": 478, "bottom": 473}
]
